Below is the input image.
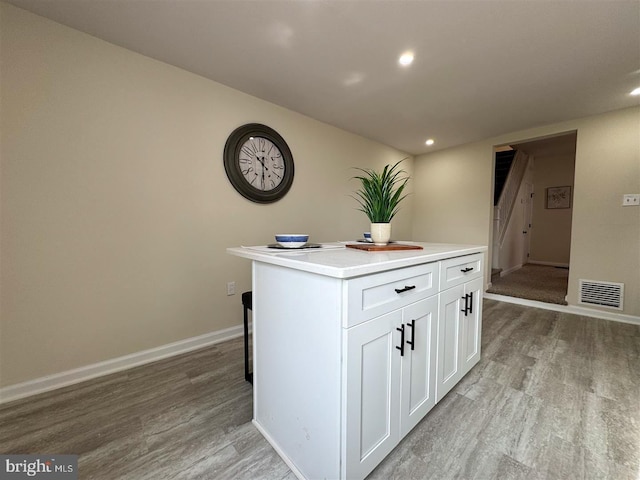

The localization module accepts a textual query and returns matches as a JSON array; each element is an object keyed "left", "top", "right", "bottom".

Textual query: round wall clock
[{"left": 223, "top": 123, "right": 295, "bottom": 203}]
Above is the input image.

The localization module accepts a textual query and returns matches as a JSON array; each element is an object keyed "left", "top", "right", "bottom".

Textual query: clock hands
[
  {"left": 255, "top": 153, "right": 268, "bottom": 190},
  {"left": 242, "top": 138, "right": 284, "bottom": 190},
  {"left": 256, "top": 155, "right": 269, "bottom": 171}
]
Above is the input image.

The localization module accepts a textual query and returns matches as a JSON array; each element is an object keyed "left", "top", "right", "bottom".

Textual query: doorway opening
[{"left": 488, "top": 132, "right": 577, "bottom": 305}]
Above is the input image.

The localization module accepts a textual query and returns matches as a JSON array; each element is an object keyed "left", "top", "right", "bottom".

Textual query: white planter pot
[{"left": 370, "top": 223, "right": 391, "bottom": 245}]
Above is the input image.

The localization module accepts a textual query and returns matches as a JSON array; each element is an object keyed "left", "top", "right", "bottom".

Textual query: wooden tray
[{"left": 346, "top": 243, "right": 423, "bottom": 252}]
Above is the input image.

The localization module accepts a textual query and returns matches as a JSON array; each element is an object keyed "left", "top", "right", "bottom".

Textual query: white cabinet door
[
  {"left": 461, "top": 277, "right": 483, "bottom": 375},
  {"left": 437, "top": 284, "right": 464, "bottom": 401},
  {"left": 437, "top": 279, "right": 483, "bottom": 402},
  {"left": 344, "top": 310, "right": 402, "bottom": 480},
  {"left": 400, "top": 296, "right": 438, "bottom": 437}
]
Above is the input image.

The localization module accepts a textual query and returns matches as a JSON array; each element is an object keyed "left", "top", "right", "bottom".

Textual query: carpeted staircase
[{"left": 494, "top": 150, "right": 516, "bottom": 206}]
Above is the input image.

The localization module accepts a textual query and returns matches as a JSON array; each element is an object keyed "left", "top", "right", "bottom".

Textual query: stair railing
[{"left": 495, "top": 150, "right": 529, "bottom": 247}]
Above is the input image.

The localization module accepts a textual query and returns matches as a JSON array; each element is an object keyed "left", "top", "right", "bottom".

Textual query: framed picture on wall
[{"left": 546, "top": 186, "right": 572, "bottom": 209}]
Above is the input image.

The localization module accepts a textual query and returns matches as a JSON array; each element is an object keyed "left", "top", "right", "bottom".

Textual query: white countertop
[{"left": 227, "top": 242, "right": 487, "bottom": 279}]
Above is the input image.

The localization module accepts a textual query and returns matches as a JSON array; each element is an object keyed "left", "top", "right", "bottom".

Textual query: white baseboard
[
  {"left": 0, "top": 325, "right": 245, "bottom": 405},
  {"left": 527, "top": 260, "right": 570, "bottom": 268},
  {"left": 253, "top": 420, "right": 306, "bottom": 480},
  {"left": 484, "top": 293, "right": 640, "bottom": 326}
]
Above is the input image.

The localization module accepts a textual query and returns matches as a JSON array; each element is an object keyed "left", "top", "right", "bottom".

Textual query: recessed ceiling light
[
  {"left": 398, "top": 52, "right": 414, "bottom": 66},
  {"left": 631, "top": 87, "right": 640, "bottom": 96},
  {"left": 425, "top": 139, "right": 435, "bottom": 146}
]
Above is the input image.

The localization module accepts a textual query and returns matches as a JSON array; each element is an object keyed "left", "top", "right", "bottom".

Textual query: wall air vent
[{"left": 579, "top": 279, "right": 623, "bottom": 310}]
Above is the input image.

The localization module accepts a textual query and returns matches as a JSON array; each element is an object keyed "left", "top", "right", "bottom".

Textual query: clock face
[
  {"left": 224, "top": 124, "right": 295, "bottom": 203},
  {"left": 239, "top": 136, "right": 286, "bottom": 191}
]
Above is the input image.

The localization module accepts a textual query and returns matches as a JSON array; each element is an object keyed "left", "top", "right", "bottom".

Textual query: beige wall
[
  {"left": 411, "top": 142, "right": 494, "bottom": 246},
  {"left": 413, "top": 107, "right": 640, "bottom": 317},
  {"left": 569, "top": 108, "right": 639, "bottom": 311},
  {"left": 529, "top": 147, "right": 575, "bottom": 265},
  {"left": 0, "top": 4, "right": 413, "bottom": 387}
]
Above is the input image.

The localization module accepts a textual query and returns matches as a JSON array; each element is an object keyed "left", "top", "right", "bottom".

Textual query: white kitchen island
[{"left": 227, "top": 242, "right": 487, "bottom": 480}]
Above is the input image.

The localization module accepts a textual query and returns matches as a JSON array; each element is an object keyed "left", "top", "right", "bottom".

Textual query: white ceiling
[{"left": 7, "top": 0, "right": 640, "bottom": 155}]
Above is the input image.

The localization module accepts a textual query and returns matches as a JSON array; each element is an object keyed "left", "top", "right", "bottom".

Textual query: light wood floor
[{"left": 1, "top": 300, "right": 638, "bottom": 479}]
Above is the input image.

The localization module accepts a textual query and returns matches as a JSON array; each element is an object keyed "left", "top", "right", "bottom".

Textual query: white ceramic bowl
[{"left": 275, "top": 234, "right": 309, "bottom": 248}]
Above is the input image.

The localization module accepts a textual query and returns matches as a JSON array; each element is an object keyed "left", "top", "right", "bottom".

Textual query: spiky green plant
[{"left": 351, "top": 160, "right": 410, "bottom": 223}]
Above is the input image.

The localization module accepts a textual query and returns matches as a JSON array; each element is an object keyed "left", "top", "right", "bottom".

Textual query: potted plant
[{"left": 351, "top": 159, "right": 410, "bottom": 245}]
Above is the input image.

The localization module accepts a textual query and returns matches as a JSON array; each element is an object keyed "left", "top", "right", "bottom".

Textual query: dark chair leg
[{"left": 242, "top": 292, "right": 253, "bottom": 385}]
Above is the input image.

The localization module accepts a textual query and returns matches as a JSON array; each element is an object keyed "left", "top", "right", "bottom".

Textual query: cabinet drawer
[
  {"left": 439, "top": 253, "right": 483, "bottom": 290},
  {"left": 345, "top": 263, "right": 439, "bottom": 327}
]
